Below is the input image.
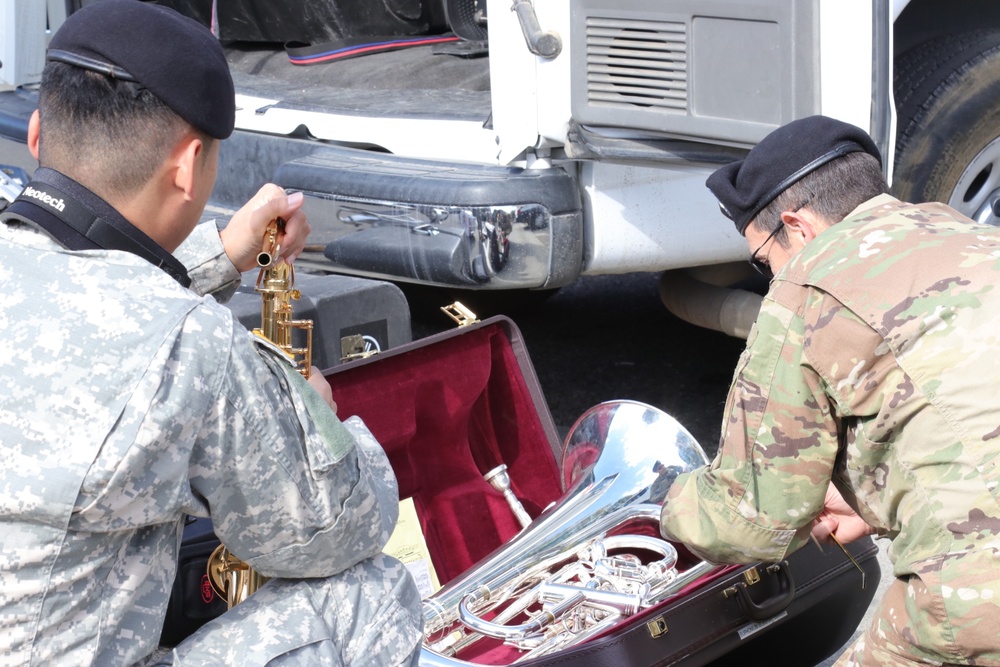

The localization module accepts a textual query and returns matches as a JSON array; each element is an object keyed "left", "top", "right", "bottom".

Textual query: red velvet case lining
[{"left": 325, "top": 322, "right": 563, "bottom": 585}]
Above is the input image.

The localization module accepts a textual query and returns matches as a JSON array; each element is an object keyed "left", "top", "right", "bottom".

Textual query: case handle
[{"left": 733, "top": 562, "right": 795, "bottom": 621}]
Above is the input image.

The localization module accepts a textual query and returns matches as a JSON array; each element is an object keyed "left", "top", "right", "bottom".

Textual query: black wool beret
[
  {"left": 706, "top": 115, "right": 882, "bottom": 235},
  {"left": 47, "top": 0, "right": 235, "bottom": 140}
]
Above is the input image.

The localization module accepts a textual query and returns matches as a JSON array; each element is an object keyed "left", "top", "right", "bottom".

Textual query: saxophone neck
[{"left": 253, "top": 224, "right": 313, "bottom": 377}]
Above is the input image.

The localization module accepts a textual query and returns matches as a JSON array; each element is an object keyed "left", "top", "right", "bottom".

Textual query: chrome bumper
[{"left": 275, "top": 148, "right": 583, "bottom": 289}]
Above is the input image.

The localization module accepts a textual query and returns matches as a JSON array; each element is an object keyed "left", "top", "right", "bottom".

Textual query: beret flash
[
  {"left": 47, "top": 0, "right": 235, "bottom": 140},
  {"left": 707, "top": 115, "right": 882, "bottom": 235}
]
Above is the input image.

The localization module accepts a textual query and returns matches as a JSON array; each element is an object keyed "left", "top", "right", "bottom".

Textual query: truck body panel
[{"left": 4, "top": 0, "right": 1000, "bottom": 296}]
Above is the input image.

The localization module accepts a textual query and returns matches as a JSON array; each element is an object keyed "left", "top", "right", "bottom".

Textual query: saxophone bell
[{"left": 206, "top": 544, "right": 269, "bottom": 608}]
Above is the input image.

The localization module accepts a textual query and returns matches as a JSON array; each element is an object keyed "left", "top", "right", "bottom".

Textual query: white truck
[{"left": 2, "top": 0, "right": 1000, "bottom": 334}]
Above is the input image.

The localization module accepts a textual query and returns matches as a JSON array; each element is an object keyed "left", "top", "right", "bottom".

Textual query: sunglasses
[
  {"left": 747, "top": 196, "right": 813, "bottom": 277},
  {"left": 748, "top": 224, "right": 784, "bottom": 276}
]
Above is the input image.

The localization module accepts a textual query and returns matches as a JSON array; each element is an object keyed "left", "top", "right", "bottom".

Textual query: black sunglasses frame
[
  {"left": 748, "top": 224, "right": 785, "bottom": 276},
  {"left": 747, "top": 195, "right": 813, "bottom": 277}
]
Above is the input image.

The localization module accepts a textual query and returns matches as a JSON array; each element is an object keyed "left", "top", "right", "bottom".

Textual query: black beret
[
  {"left": 47, "top": 0, "right": 235, "bottom": 140},
  {"left": 706, "top": 115, "right": 881, "bottom": 235}
]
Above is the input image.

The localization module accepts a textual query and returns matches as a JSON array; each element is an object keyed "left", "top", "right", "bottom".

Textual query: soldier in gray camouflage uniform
[
  {"left": 660, "top": 115, "right": 1000, "bottom": 666},
  {"left": 0, "top": 2, "right": 421, "bottom": 665}
]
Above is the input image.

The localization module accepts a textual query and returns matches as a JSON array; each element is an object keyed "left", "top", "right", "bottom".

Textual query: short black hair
[{"left": 38, "top": 61, "right": 212, "bottom": 200}]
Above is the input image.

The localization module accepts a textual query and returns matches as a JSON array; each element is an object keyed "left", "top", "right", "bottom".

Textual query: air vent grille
[{"left": 585, "top": 17, "right": 688, "bottom": 113}]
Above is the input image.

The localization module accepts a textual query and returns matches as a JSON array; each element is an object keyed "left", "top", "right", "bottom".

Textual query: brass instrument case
[
  {"left": 322, "top": 316, "right": 881, "bottom": 667},
  {"left": 324, "top": 316, "right": 565, "bottom": 587},
  {"left": 162, "top": 315, "right": 880, "bottom": 663}
]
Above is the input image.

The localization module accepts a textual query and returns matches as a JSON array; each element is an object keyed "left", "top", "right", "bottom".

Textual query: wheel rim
[{"left": 948, "top": 136, "right": 1000, "bottom": 226}]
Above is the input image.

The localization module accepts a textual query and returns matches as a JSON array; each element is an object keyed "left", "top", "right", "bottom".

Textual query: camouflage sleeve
[
  {"left": 173, "top": 221, "right": 242, "bottom": 302},
  {"left": 660, "top": 286, "right": 840, "bottom": 564},
  {"left": 188, "top": 318, "right": 397, "bottom": 578}
]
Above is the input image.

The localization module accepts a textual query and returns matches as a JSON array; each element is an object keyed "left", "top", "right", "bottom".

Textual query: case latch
[
  {"left": 743, "top": 567, "right": 762, "bottom": 586},
  {"left": 722, "top": 562, "right": 796, "bottom": 622},
  {"left": 341, "top": 334, "right": 380, "bottom": 362},
  {"left": 441, "top": 301, "right": 480, "bottom": 327},
  {"left": 722, "top": 566, "right": 761, "bottom": 598},
  {"left": 646, "top": 616, "right": 669, "bottom": 639}
]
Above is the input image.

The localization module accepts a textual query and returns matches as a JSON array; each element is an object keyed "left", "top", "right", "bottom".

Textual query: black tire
[{"left": 893, "top": 30, "right": 1000, "bottom": 225}]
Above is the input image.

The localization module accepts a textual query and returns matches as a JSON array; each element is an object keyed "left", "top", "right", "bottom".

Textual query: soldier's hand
[
  {"left": 306, "top": 366, "right": 337, "bottom": 414},
  {"left": 220, "top": 184, "right": 310, "bottom": 273},
  {"left": 811, "top": 483, "right": 876, "bottom": 545}
]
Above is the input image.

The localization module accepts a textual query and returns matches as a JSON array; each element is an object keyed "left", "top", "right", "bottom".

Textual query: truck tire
[{"left": 892, "top": 30, "right": 1000, "bottom": 225}]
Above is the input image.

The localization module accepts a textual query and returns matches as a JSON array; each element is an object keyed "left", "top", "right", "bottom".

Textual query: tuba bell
[{"left": 420, "top": 400, "right": 721, "bottom": 665}]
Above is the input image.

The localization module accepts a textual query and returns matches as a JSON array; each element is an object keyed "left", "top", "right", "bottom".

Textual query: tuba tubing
[
  {"left": 419, "top": 400, "right": 719, "bottom": 666},
  {"left": 456, "top": 531, "right": 675, "bottom": 641}
]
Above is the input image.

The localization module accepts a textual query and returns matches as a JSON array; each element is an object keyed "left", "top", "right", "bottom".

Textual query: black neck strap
[{"left": 0, "top": 168, "right": 191, "bottom": 288}]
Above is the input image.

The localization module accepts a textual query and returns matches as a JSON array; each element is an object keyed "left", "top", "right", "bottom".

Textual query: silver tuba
[{"left": 420, "top": 400, "right": 721, "bottom": 665}]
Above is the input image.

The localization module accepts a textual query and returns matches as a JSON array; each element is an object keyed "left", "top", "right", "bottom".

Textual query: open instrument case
[
  {"left": 322, "top": 314, "right": 882, "bottom": 667},
  {"left": 162, "top": 308, "right": 880, "bottom": 664}
]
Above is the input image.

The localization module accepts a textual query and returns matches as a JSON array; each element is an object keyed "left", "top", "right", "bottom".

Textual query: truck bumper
[
  {"left": 0, "top": 89, "right": 36, "bottom": 193},
  {"left": 275, "top": 146, "right": 583, "bottom": 290},
  {"left": 1, "top": 91, "right": 583, "bottom": 290}
]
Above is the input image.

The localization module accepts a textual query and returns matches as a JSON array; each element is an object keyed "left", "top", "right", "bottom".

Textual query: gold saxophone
[
  {"left": 252, "top": 218, "right": 314, "bottom": 378},
  {"left": 206, "top": 217, "right": 315, "bottom": 608}
]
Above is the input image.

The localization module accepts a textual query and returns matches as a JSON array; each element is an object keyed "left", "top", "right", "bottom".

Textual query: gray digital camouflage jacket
[{"left": 0, "top": 219, "right": 398, "bottom": 666}]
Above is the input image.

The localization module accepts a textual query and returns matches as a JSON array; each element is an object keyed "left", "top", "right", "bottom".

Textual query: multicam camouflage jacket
[
  {"left": 0, "top": 212, "right": 398, "bottom": 665},
  {"left": 661, "top": 194, "right": 1000, "bottom": 580}
]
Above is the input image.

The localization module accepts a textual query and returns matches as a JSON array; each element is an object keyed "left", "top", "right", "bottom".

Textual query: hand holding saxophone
[
  {"left": 306, "top": 368, "right": 337, "bottom": 414},
  {"left": 220, "top": 184, "right": 309, "bottom": 273}
]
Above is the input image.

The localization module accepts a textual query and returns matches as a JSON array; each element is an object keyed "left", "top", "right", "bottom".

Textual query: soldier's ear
[
  {"left": 171, "top": 133, "right": 204, "bottom": 201},
  {"left": 780, "top": 208, "right": 827, "bottom": 245},
  {"left": 28, "top": 110, "right": 40, "bottom": 160}
]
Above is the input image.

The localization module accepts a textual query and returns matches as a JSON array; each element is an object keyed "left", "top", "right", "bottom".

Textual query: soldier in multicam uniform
[
  {"left": 660, "top": 115, "right": 1000, "bottom": 666},
  {"left": 0, "top": 2, "right": 421, "bottom": 666}
]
